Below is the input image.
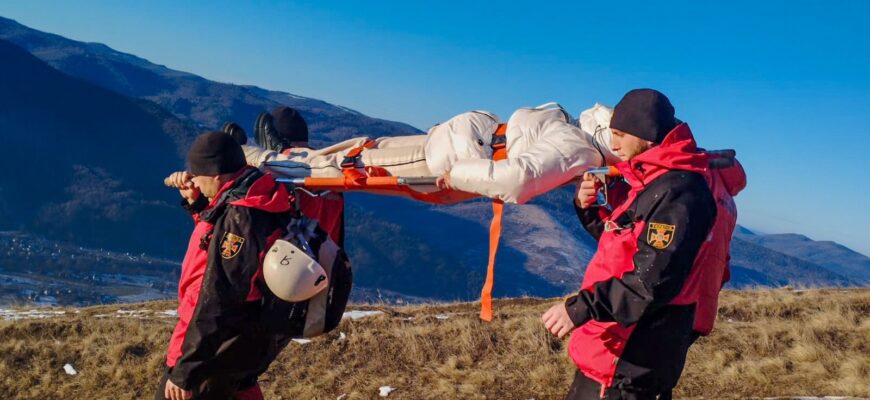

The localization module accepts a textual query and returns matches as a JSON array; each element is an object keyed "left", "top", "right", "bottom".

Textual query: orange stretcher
[{"left": 272, "top": 124, "right": 509, "bottom": 321}]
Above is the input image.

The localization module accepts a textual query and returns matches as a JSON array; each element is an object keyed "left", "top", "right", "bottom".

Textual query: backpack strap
[{"left": 480, "top": 123, "right": 508, "bottom": 321}]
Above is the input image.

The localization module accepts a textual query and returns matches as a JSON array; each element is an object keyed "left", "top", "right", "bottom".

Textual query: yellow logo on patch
[
  {"left": 647, "top": 222, "right": 676, "bottom": 250},
  {"left": 220, "top": 232, "right": 246, "bottom": 259}
]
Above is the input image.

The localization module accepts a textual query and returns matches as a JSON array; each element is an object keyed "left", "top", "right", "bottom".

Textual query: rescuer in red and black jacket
[
  {"left": 542, "top": 89, "right": 746, "bottom": 399},
  {"left": 159, "top": 132, "right": 292, "bottom": 400}
]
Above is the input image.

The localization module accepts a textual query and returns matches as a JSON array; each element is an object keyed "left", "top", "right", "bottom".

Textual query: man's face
[
  {"left": 191, "top": 175, "right": 222, "bottom": 199},
  {"left": 611, "top": 128, "right": 654, "bottom": 161}
]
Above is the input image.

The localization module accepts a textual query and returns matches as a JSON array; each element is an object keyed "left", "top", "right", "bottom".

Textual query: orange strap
[
  {"left": 480, "top": 200, "right": 503, "bottom": 321},
  {"left": 480, "top": 123, "right": 508, "bottom": 321}
]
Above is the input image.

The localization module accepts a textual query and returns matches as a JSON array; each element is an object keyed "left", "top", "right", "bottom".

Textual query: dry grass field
[{"left": 1, "top": 288, "right": 868, "bottom": 399}]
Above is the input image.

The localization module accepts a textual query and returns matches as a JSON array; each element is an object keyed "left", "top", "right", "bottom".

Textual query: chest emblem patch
[
  {"left": 647, "top": 222, "right": 676, "bottom": 250},
  {"left": 220, "top": 232, "right": 246, "bottom": 259}
]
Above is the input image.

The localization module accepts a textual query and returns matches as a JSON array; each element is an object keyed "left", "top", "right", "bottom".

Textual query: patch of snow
[
  {"left": 434, "top": 314, "right": 450, "bottom": 320},
  {"left": 339, "top": 332, "right": 347, "bottom": 341},
  {"left": 378, "top": 386, "right": 395, "bottom": 397},
  {"left": 161, "top": 310, "right": 178, "bottom": 317},
  {"left": 117, "top": 309, "right": 150, "bottom": 315},
  {"left": 63, "top": 363, "right": 77, "bottom": 375},
  {"left": 342, "top": 310, "right": 384, "bottom": 320},
  {"left": 292, "top": 338, "right": 312, "bottom": 345},
  {"left": 336, "top": 394, "right": 347, "bottom": 400},
  {"left": 1, "top": 309, "right": 66, "bottom": 321}
]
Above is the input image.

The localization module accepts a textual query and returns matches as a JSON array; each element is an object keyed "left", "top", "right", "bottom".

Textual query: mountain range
[{"left": 0, "top": 16, "right": 866, "bottom": 306}]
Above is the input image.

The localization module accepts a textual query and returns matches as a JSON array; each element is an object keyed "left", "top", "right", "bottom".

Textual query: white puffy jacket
[
  {"left": 448, "top": 104, "right": 605, "bottom": 204},
  {"left": 244, "top": 111, "right": 499, "bottom": 179},
  {"left": 578, "top": 103, "right": 621, "bottom": 165}
]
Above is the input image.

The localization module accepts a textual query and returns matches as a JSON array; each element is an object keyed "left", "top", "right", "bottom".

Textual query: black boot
[
  {"left": 254, "top": 112, "right": 290, "bottom": 152},
  {"left": 221, "top": 121, "right": 247, "bottom": 145}
]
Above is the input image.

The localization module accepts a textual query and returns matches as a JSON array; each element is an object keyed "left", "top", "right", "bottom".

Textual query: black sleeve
[
  {"left": 574, "top": 203, "right": 606, "bottom": 241},
  {"left": 573, "top": 179, "right": 630, "bottom": 241},
  {"left": 181, "top": 195, "right": 208, "bottom": 214},
  {"left": 565, "top": 171, "right": 716, "bottom": 327},
  {"left": 169, "top": 207, "right": 269, "bottom": 389}
]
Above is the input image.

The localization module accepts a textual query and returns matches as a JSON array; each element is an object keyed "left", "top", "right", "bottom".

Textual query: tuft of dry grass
[{"left": 0, "top": 288, "right": 868, "bottom": 399}]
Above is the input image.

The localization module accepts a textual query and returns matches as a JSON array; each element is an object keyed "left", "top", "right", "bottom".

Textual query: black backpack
[{"left": 259, "top": 219, "right": 353, "bottom": 338}]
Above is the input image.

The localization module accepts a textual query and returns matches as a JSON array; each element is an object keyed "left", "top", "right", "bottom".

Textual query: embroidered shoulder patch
[
  {"left": 220, "top": 232, "right": 246, "bottom": 259},
  {"left": 647, "top": 222, "right": 676, "bottom": 250}
]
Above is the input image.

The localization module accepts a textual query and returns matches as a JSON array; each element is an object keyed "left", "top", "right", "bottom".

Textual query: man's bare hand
[
  {"left": 542, "top": 302, "right": 576, "bottom": 339},
  {"left": 435, "top": 172, "right": 453, "bottom": 190},
  {"left": 164, "top": 378, "right": 192, "bottom": 400},
  {"left": 166, "top": 171, "right": 200, "bottom": 204},
  {"left": 575, "top": 172, "right": 600, "bottom": 209}
]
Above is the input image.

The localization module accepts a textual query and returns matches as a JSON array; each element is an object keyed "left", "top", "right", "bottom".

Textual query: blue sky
[{"left": 2, "top": 1, "right": 869, "bottom": 255}]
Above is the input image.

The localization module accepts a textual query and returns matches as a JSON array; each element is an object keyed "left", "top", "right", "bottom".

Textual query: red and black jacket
[
  {"left": 565, "top": 123, "right": 746, "bottom": 393},
  {"left": 166, "top": 167, "right": 291, "bottom": 390}
]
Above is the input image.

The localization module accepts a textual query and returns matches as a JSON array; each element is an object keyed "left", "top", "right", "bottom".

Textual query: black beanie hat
[
  {"left": 187, "top": 131, "right": 247, "bottom": 176},
  {"left": 610, "top": 89, "right": 679, "bottom": 143},
  {"left": 271, "top": 106, "right": 309, "bottom": 143}
]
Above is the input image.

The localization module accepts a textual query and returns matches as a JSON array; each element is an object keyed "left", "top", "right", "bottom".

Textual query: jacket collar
[
  {"left": 199, "top": 167, "right": 290, "bottom": 223},
  {"left": 615, "top": 123, "right": 708, "bottom": 187}
]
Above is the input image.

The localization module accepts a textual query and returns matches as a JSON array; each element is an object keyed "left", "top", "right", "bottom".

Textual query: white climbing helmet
[{"left": 263, "top": 239, "right": 329, "bottom": 302}]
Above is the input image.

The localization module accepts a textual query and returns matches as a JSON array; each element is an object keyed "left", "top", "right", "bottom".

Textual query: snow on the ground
[
  {"left": 96, "top": 309, "right": 165, "bottom": 319},
  {"left": 116, "top": 309, "right": 150, "bottom": 315},
  {"left": 1, "top": 309, "right": 66, "bottom": 321},
  {"left": 378, "top": 386, "right": 396, "bottom": 397},
  {"left": 63, "top": 363, "right": 77, "bottom": 375},
  {"left": 342, "top": 310, "right": 384, "bottom": 320},
  {"left": 4, "top": 305, "right": 466, "bottom": 326},
  {"left": 292, "top": 338, "right": 312, "bottom": 345}
]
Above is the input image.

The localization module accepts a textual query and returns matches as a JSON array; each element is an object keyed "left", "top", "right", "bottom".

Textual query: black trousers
[{"left": 564, "top": 371, "right": 673, "bottom": 400}]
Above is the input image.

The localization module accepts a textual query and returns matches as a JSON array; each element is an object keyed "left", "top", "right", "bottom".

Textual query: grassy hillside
[{"left": 1, "top": 288, "right": 868, "bottom": 399}]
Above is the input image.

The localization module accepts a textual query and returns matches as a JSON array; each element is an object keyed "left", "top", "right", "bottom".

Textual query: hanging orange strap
[{"left": 480, "top": 123, "right": 508, "bottom": 321}]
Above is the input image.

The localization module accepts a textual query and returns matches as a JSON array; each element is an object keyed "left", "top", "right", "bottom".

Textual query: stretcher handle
[
  {"left": 275, "top": 176, "right": 438, "bottom": 187},
  {"left": 399, "top": 177, "right": 437, "bottom": 185},
  {"left": 276, "top": 177, "right": 402, "bottom": 187}
]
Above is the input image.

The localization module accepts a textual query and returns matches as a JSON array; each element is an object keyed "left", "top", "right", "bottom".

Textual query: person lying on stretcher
[{"left": 238, "top": 103, "right": 619, "bottom": 204}]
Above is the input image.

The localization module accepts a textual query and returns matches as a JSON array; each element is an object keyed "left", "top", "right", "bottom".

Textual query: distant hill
[
  {"left": 0, "top": 38, "right": 192, "bottom": 258},
  {"left": 735, "top": 230, "right": 870, "bottom": 284},
  {"left": 728, "top": 236, "right": 856, "bottom": 287},
  {"left": 0, "top": 15, "right": 420, "bottom": 152}
]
